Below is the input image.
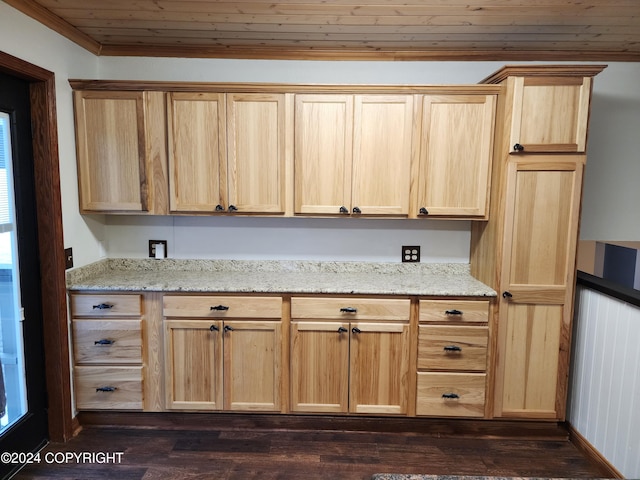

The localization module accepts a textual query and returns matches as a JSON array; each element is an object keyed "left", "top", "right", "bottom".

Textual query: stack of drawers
[
  {"left": 416, "top": 299, "right": 489, "bottom": 417},
  {"left": 70, "top": 294, "right": 144, "bottom": 410}
]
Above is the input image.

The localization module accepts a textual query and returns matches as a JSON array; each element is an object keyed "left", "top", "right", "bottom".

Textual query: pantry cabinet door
[
  {"left": 227, "top": 93, "right": 287, "bottom": 214},
  {"left": 351, "top": 95, "right": 413, "bottom": 216},
  {"left": 223, "top": 321, "right": 282, "bottom": 412},
  {"left": 416, "top": 94, "right": 495, "bottom": 218},
  {"left": 294, "top": 95, "right": 353, "bottom": 215},
  {"left": 167, "top": 92, "right": 226, "bottom": 212}
]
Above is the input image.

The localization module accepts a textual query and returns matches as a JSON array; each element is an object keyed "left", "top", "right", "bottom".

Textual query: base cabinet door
[
  {"left": 164, "top": 320, "right": 223, "bottom": 410},
  {"left": 290, "top": 322, "right": 349, "bottom": 413},
  {"left": 224, "top": 321, "right": 282, "bottom": 411}
]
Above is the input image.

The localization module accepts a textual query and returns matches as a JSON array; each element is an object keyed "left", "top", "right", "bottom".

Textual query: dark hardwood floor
[{"left": 13, "top": 421, "right": 607, "bottom": 480}]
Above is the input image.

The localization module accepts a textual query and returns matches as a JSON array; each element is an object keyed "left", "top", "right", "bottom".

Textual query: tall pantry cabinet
[{"left": 471, "top": 65, "right": 605, "bottom": 420}]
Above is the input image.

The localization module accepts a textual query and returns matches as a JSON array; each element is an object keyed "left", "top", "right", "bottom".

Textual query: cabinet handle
[
  {"left": 502, "top": 291, "right": 513, "bottom": 299},
  {"left": 92, "top": 303, "right": 113, "bottom": 310},
  {"left": 339, "top": 206, "right": 349, "bottom": 214},
  {"left": 94, "top": 339, "right": 115, "bottom": 345},
  {"left": 96, "top": 386, "right": 117, "bottom": 393},
  {"left": 351, "top": 327, "right": 361, "bottom": 334},
  {"left": 340, "top": 307, "right": 357, "bottom": 313},
  {"left": 443, "top": 345, "right": 462, "bottom": 352},
  {"left": 513, "top": 143, "right": 525, "bottom": 152},
  {"left": 419, "top": 207, "right": 429, "bottom": 215},
  {"left": 352, "top": 206, "right": 361, "bottom": 214},
  {"left": 445, "top": 309, "right": 463, "bottom": 316},
  {"left": 209, "top": 324, "right": 219, "bottom": 332},
  {"left": 228, "top": 205, "right": 238, "bottom": 212},
  {"left": 224, "top": 325, "right": 234, "bottom": 332},
  {"left": 442, "top": 393, "right": 460, "bottom": 399},
  {"left": 210, "top": 305, "right": 230, "bottom": 311},
  {"left": 337, "top": 326, "right": 348, "bottom": 333},
  {"left": 215, "top": 204, "right": 225, "bottom": 212}
]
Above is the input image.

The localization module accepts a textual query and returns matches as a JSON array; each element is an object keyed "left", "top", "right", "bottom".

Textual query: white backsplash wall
[{"left": 104, "top": 216, "right": 471, "bottom": 263}]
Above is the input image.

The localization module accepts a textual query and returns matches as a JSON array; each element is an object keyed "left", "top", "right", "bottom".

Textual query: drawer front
[
  {"left": 416, "top": 372, "right": 486, "bottom": 417},
  {"left": 72, "top": 320, "right": 142, "bottom": 364},
  {"left": 418, "top": 325, "right": 488, "bottom": 371},
  {"left": 419, "top": 300, "right": 489, "bottom": 323},
  {"left": 71, "top": 294, "right": 142, "bottom": 317},
  {"left": 74, "top": 366, "right": 143, "bottom": 410},
  {"left": 291, "top": 297, "right": 410, "bottom": 321},
  {"left": 163, "top": 295, "right": 282, "bottom": 318}
]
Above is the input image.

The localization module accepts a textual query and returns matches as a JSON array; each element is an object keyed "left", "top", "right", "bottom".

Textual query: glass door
[{"left": 0, "top": 111, "right": 27, "bottom": 433}]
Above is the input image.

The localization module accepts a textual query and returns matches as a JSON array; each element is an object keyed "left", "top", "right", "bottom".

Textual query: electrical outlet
[
  {"left": 401, "top": 245, "right": 420, "bottom": 263},
  {"left": 64, "top": 247, "right": 74, "bottom": 269},
  {"left": 149, "top": 240, "right": 168, "bottom": 258}
]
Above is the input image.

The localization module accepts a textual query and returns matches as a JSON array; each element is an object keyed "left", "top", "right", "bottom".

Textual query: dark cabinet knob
[
  {"left": 442, "top": 393, "right": 460, "bottom": 399},
  {"left": 215, "top": 204, "right": 225, "bottom": 212},
  {"left": 502, "top": 291, "right": 513, "bottom": 299},
  {"left": 513, "top": 143, "right": 525, "bottom": 152},
  {"left": 94, "top": 339, "right": 115, "bottom": 345},
  {"left": 92, "top": 303, "right": 113, "bottom": 310},
  {"left": 351, "top": 327, "right": 361, "bottom": 334},
  {"left": 443, "top": 345, "right": 462, "bottom": 352},
  {"left": 445, "top": 309, "right": 463, "bottom": 316},
  {"left": 337, "top": 326, "right": 348, "bottom": 333},
  {"left": 352, "top": 206, "right": 362, "bottom": 214},
  {"left": 96, "top": 386, "right": 117, "bottom": 393},
  {"left": 339, "top": 206, "right": 349, "bottom": 214},
  {"left": 340, "top": 307, "right": 357, "bottom": 313},
  {"left": 224, "top": 325, "right": 234, "bottom": 332},
  {"left": 228, "top": 205, "right": 238, "bottom": 212},
  {"left": 419, "top": 207, "right": 429, "bottom": 215},
  {"left": 209, "top": 324, "right": 219, "bottom": 332},
  {"left": 210, "top": 305, "right": 230, "bottom": 311}
]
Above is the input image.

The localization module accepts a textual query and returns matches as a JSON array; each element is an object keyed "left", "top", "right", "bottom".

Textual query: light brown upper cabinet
[
  {"left": 168, "top": 92, "right": 288, "bottom": 214},
  {"left": 414, "top": 95, "right": 495, "bottom": 219},
  {"left": 73, "top": 90, "right": 168, "bottom": 214},
  {"left": 507, "top": 76, "right": 592, "bottom": 154},
  {"left": 294, "top": 94, "right": 414, "bottom": 216}
]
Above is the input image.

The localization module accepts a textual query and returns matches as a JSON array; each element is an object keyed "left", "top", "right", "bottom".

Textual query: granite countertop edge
[{"left": 66, "top": 258, "right": 497, "bottom": 297}]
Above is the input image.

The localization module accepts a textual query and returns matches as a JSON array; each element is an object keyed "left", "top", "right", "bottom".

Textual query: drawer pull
[
  {"left": 92, "top": 303, "right": 114, "bottom": 310},
  {"left": 94, "top": 339, "right": 115, "bottom": 346},
  {"left": 96, "top": 386, "right": 117, "bottom": 393},
  {"left": 337, "top": 326, "right": 348, "bottom": 333},
  {"left": 340, "top": 307, "right": 357, "bottom": 313},
  {"left": 442, "top": 393, "right": 460, "bottom": 399},
  {"left": 209, "top": 324, "right": 219, "bottom": 332},
  {"left": 445, "top": 309, "right": 463, "bottom": 316},
  {"left": 443, "top": 345, "right": 462, "bottom": 352},
  {"left": 210, "top": 305, "right": 230, "bottom": 311}
]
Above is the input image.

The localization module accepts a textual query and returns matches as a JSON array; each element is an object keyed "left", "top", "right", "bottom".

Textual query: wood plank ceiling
[{"left": 4, "top": 0, "right": 640, "bottom": 61}]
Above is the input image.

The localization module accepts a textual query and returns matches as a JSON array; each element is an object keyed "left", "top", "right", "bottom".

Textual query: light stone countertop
[{"left": 66, "top": 258, "right": 497, "bottom": 297}]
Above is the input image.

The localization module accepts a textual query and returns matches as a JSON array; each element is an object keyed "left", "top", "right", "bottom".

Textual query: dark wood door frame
[{"left": 0, "top": 50, "right": 73, "bottom": 442}]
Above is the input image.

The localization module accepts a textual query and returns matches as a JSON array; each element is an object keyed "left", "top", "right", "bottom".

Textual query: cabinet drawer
[
  {"left": 419, "top": 300, "right": 489, "bottom": 323},
  {"left": 71, "top": 294, "right": 142, "bottom": 317},
  {"left": 74, "top": 366, "right": 143, "bottom": 410},
  {"left": 416, "top": 372, "right": 486, "bottom": 417},
  {"left": 72, "top": 320, "right": 142, "bottom": 364},
  {"left": 291, "top": 297, "right": 409, "bottom": 321},
  {"left": 418, "top": 325, "right": 488, "bottom": 371},
  {"left": 163, "top": 295, "right": 282, "bottom": 318}
]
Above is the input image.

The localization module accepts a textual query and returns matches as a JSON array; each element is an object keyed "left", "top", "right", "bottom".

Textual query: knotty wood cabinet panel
[{"left": 415, "top": 94, "right": 495, "bottom": 218}]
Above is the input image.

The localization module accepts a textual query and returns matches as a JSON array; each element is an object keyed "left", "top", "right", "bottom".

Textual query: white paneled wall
[{"left": 569, "top": 285, "right": 640, "bottom": 478}]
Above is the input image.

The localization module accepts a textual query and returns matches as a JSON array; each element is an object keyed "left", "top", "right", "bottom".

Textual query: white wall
[{"left": 2, "top": 2, "right": 639, "bottom": 267}]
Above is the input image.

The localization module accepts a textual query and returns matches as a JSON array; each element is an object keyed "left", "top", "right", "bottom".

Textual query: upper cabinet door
[
  {"left": 509, "top": 76, "right": 592, "bottom": 153},
  {"left": 416, "top": 95, "right": 495, "bottom": 218},
  {"left": 226, "top": 93, "right": 287, "bottom": 214},
  {"left": 167, "top": 92, "right": 226, "bottom": 213},
  {"left": 294, "top": 95, "right": 353, "bottom": 215},
  {"left": 352, "top": 95, "right": 414, "bottom": 216},
  {"left": 74, "top": 91, "right": 149, "bottom": 212}
]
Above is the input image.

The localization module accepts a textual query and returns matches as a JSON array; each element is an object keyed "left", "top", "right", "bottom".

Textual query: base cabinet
[
  {"left": 290, "top": 297, "right": 411, "bottom": 415},
  {"left": 163, "top": 295, "right": 282, "bottom": 412}
]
